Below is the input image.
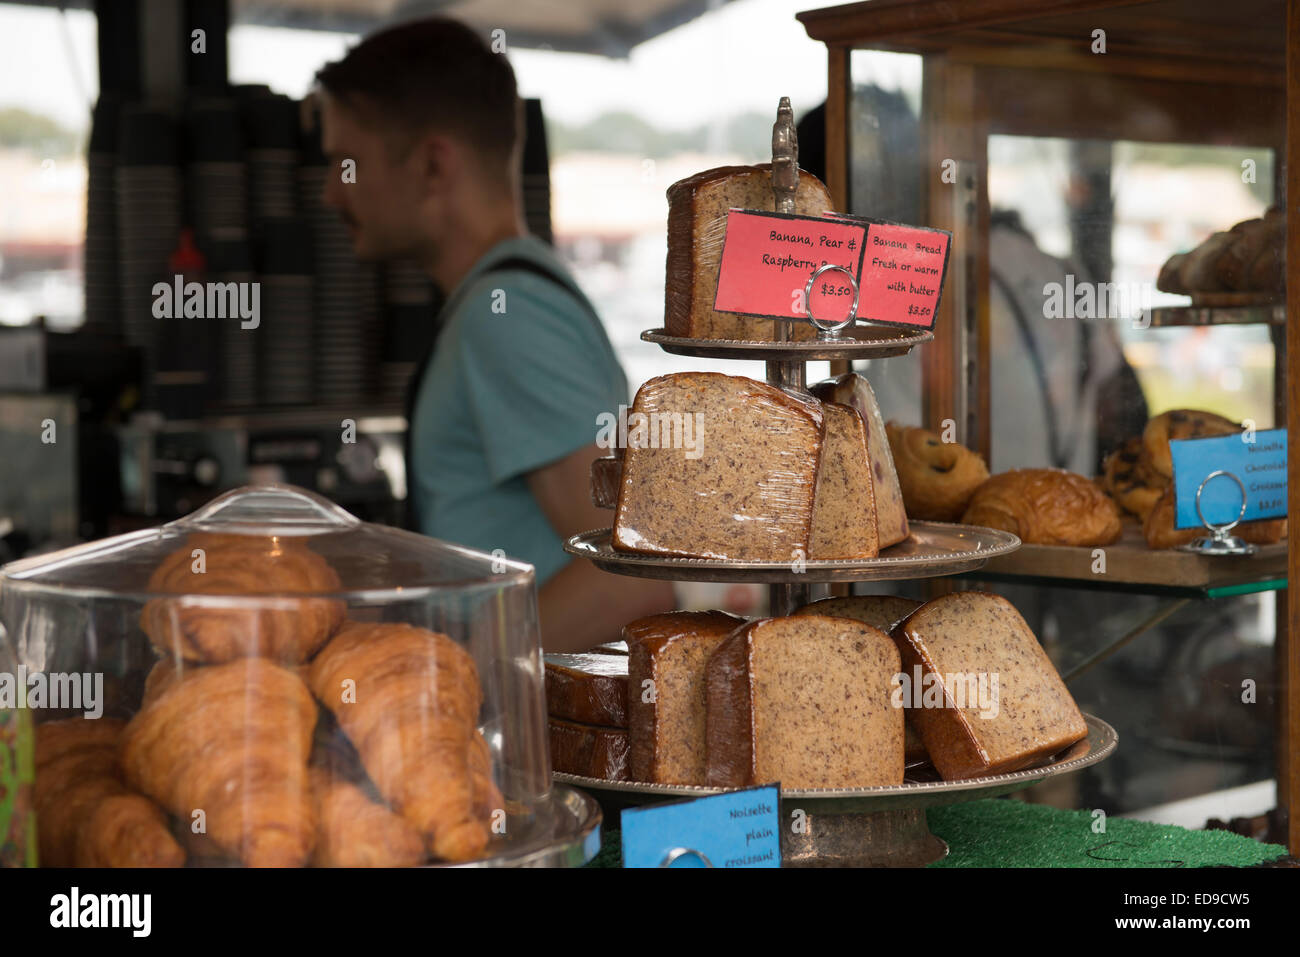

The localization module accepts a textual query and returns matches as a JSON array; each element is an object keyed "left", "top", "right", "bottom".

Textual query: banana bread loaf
[
  {"left": 793, "top": 595, "right": 927, "bottom": 763},
  {"left": 810, "top": 374, "right": 910, "bottom": 547},
  {"left": 624, "top": 610, "right": 746, "bottom": 784},
  {"left": 665, "top": 163, "right": 833, "bottom": 342},
  {"left": 591, "top": 456, "right": 622, "bottom": 509},
  {"left": 894, "top": 591, "right": 1087, "bottom": 780},
  {"left": 544, "top": 652, "right": 629, "bottom": 727},
  {"left": 549, "top": 718, "right": 630, "bottom": 781},
  {"left": 705, "top": 615, "right": 904, "bottom": 788},
  {"left": 809, "top": 401, "right": 880, "bottom": 560},
  {"left": 613, "top": 372, "right": 824, "bottom": 561},
  {"left": 793, "top": 594, "right": 922, "bottom": 633}
]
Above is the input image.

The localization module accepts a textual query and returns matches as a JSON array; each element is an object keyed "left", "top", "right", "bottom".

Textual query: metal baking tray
[{"left": 564, "top": 522, "right": 1021, "bottom": 583}]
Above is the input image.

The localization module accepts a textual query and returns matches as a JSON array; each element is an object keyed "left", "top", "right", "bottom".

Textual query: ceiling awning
[{"left": 14, "top": 0, "right": 739, "bottom": 58}]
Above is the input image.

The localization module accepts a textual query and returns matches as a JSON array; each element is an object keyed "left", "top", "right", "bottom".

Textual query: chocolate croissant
[
  {"left": 308, "top": 622, "right": 496, "bottom": 862},
  {"left": 121, "top": 658, "right": 319, "bottom": 867},
  {"left": 34, "top": 718, "right": 185, "bottom": 867},
  {"left": 140, "top": 533, "right": 345, "bottom": 664}
]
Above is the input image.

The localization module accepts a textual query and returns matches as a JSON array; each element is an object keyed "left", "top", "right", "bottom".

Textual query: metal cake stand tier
[
  {"left": 641, "top": 325, "right": 933, "bottom": 361},
  {"left": 442, "top": 786, "right": 602, "bottom": 868},
  {"left": 556, "top": 715, "right": 1116, "bottom": 867},
  {"left": 564, "top": 522, "right": 1021, "bottom": 584}
]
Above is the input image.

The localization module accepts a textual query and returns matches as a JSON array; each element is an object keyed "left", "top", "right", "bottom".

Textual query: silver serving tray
[
  {"left": 555, "top": 714, "right": 1115, "bottom": 815},
  {"left": 563, "top": 522, "right": 1021, "bottom": 583},
  {"left": 641, "top": 326, "right": 932, "bottom": 360},
  {"left": 440, "top": 786, "right": 602, "bottom": 868}
]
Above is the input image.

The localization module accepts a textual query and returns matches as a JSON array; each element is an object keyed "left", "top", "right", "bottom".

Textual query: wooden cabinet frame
[{"left": 803, "top": 0, "right": 1299, "bottom": 853}]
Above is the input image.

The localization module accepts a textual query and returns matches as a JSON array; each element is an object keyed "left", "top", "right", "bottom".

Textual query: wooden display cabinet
[{"left": 797, "top": 0, "right": 1299, "bottom": 853}]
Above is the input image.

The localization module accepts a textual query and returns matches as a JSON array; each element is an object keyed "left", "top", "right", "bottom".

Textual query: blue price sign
[
  {"left": 1170, "top": 429, "right": 1287, "bottom": 530},
  {"left": 620, "top": 784, "right": 781, "bottom": 868}
]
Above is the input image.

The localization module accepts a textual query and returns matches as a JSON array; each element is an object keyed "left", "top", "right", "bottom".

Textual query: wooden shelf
[
  {"left": 1148, "top": 302, "right": 1286, "bottom": 327},
  {"left": 960, "top": 522, "right": 1286, "bottom": 597}
]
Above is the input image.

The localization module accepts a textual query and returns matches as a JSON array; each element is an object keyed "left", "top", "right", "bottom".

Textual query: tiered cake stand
[
  {"left": 558, "top": 99, "right": 1116, "bottom": 866},
  {"left": 563, "top": 326, "right": 1116, "bottom": 866}
]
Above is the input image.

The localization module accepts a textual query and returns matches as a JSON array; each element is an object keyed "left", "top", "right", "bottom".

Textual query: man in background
[{"left": 314, "top": 18, "right": 674, "bottom": 651}]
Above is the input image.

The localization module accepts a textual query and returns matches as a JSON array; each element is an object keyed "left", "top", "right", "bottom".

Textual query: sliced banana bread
[
  {"left": 613, "top": 372, "right": 824, "bottom": 561},
  {"left": 624, "top": 610, "right": 746, "bottom": 784},
  {"left": 811, "top": 373, "right": 910, "bottom": 547},
  {"left": 543, "top": 652, "right": 629, "bottom": 727},
  {"left": 894, "top": 591, "right": 1088, "bottom": 780},
  {"left": 705, "top": 615, "right": 904, "bottom": 788},
  {"left": 793, "top": 595, "right": 922, "bottom": 633},
  {"left": 665, "top": 163, "right": 833, "bottom": 341},
  {"left": 809, "top": 402, "right": 880, "bottom": 560},
  {"left": 793, "top": 595, "right": 927, "bottom": 762}
]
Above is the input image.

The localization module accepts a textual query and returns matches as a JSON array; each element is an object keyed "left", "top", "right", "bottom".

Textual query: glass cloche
[{"left": 0, "top": 485, "right": 599, "bottom": 868}]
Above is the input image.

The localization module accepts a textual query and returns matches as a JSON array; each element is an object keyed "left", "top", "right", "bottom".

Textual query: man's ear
[{"left": 410, "top": 129, "right": 459, "bottom": 197}]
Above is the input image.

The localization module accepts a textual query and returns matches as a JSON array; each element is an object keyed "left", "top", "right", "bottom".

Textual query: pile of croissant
[
  {"left": 1156, "top": 208, "right": 1285, "bottom": 297},
  {"left": 34, "top": 533, "right": 500, "bottom": 868},
  {"left": 1100, "top": 409, "right": 1286, "bottom": 548}
]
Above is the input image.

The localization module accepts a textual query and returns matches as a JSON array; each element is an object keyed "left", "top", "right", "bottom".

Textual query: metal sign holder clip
[
  {"left": 803, "top": 262, "right": 860, "bottom": 340},
  {"left": 1178, "top": 469, "right": 1259, "bottom": 557}
]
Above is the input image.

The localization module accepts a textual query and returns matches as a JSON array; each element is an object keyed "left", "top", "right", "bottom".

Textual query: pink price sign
[
  {"left": 823, "top": 213, "right": 951, "bottom": 330},
  {"left": 712, "top": 209, "right": 866, "bottom": 325}
]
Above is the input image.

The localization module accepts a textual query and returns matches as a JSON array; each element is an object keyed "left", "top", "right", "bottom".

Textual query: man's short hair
[{"left": 316, "top": 17, "right": 519, "bottom": 172}]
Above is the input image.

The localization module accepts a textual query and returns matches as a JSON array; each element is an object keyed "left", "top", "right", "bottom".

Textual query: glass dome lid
[{"left": 0, "top": 484, "right": 535, "bottom": 600}]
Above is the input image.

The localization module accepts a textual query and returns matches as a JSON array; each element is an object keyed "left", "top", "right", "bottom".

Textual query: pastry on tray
[
  {"left": 1142, "top": 484, "right": 1286, "bottom": 549},
  {"left": 961, "top": 468, "right": 1122, "bottom": 546},
  {"left": 34, "top": 717, "right": 185, "bottom": 868},
  {"left": 140, "top": 533, "right": 345, "bottom": 664},
  {"left": 308, "top": 621, "right": 498, "bottom": 863},
  {"left": 886, "top": 422, "right": 989, "bottom": 522},
  {"left": 1101, "top": 436, "right": 1164, "bottom": 521},
  {"left": 1156, "top": 207, "right": 1285, "bottom": 296},
  {"left": 1141, "top": 409, "right": 1240, "bottom": 480},
  {"left": 121, "top": 658, "right": 318, "bottom": 867}
]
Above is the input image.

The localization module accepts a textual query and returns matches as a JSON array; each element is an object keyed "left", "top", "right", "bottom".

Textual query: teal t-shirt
[{"left": 410, "top": 236, "right": 628, "bottom": 584}]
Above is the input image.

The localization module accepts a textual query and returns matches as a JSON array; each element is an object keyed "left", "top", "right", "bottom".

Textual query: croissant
[
  {"left": 140, "top": 533, "right": 345, "bottom": 664},
  {"left": 121, "top": 658, "right": 318, "bottom": 867},
  {"left": 308, "top": 622, "right": 494, "bottom": 862},
  {"left": 309, "top": 768, "right": 426, "bottom": 867},
  {"left": 34, "top": 718, "right": 185, "bottom": 867},
  {"left": 962, "top": 468, "right": 1122, "bottom": 546}
]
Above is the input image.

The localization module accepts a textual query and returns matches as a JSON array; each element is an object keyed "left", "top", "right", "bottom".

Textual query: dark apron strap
[{"left": 403, "top": 255, "right": 596, "bottom": 530}]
